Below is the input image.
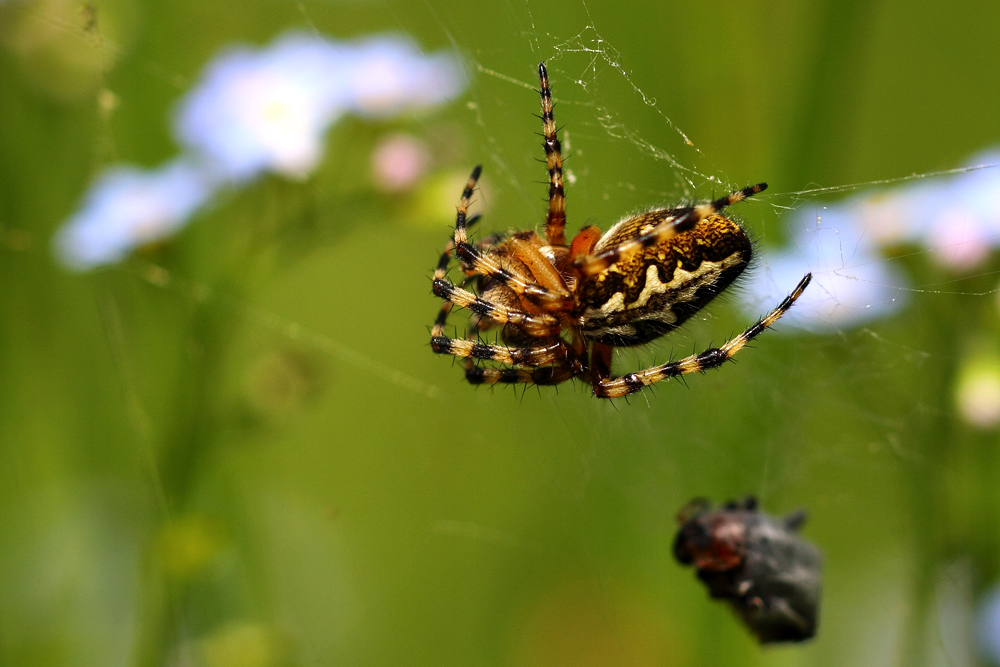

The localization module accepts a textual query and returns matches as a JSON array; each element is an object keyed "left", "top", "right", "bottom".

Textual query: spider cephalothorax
[{"left": 430, "top": 63, "right": 811, "bottom": 399}]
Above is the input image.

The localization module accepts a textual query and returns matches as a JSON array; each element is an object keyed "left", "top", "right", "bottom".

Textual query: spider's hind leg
[{"left": 592, "top": 273, "right": 811, "bottom": 398}]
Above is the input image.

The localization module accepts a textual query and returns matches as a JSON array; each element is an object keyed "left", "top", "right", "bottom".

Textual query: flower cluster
[
  {"left": 744, "top": 151, "right": 1000, "bottom": 330},
  {"left": 55, "top": 32, "right": 465, "bottom": 270}
]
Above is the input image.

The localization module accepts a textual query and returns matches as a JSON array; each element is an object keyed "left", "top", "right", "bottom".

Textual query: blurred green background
[{"left": 2, "top": 0, "right": 1000, "bottom": 665}]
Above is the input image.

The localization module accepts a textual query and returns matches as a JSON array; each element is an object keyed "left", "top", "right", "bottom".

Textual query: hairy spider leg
[
  {"left": 430, "top": 211, "right": 486, "bottom": 339},
  {"left": 463, "top": 360, "right": 578, "bottom": 387},
  {"left": 461, "top": 231, "right": 506, "bottom": 276},
  {"left": 506, "top": 236, "right": 570, "bottom": 294},
  {"left": 433, "top": 214, "right": 483, "bottom": 284},
  {"left": 456, "top": 242, "right": 572, "bottom": 307},
  {"left": 431, "top": 336, "right": 570, "bottom": 366},
  {"left": 437, "top": 273, "right": 498, "bottom": 342},
  {"left": 592, "top": 273, "right": 811, "bottom": 398},
  {"left": 432, "top": 279, "right": 561, "bottom": 338},
  {"left": 588, "top": 341, "right": 614, "bottom": 394},
  {"left": 432, "top": 170, "right": 564, "bottom": 346},
  {"left": 448, "top": 167, "right": 573, "bottom": 308},
  {"left": 430, "top": 222, "right": 496, "bottom": 340},
  {"left": 452, "top": 165, "right": 482, "bottom": 248},
  {"left": 538, "top": 62, "right": 566, "bottom": 247},
  {"left": 575, "top": 183, "right": 768, "bottom": 278}
]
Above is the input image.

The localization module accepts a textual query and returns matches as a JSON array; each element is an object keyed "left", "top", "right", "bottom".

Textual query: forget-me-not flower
[
  {"left": 55, "top": 32, "right": 466, "bottom": 269},
  {"left": 174, "top": 33, "right": 351, "bottom": 182},
  {"left": 175, "top": 33, "right": 464, "bottom": 182},
  {"left": 745, "top": 150, "right": 1000, "bottom": 329},
  {"left": 857, "top": 151, "right": 1000, "bottom": 268},
  {"left": 341, "top": 37, "right": 465, "bottom": 117},
  {"left": 746, "top": 207, "right": 908, "bottom": 331},
  {"left": 54, "top": 158, "right": 214, "bottom": 270}
]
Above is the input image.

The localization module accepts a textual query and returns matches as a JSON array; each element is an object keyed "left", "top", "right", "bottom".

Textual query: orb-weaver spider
[{"left": 430, "top": 63, "right": 811, "bottom": 399}]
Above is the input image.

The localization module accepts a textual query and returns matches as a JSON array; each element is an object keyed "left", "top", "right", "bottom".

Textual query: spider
[{"left": 430, "top": 63, "right": 811, "bottom": 399}]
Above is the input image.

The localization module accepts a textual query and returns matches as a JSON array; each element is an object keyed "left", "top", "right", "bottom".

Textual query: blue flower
[
  {"left": 921, "top": 152, "right": 1000, "bottom": 268},
  {"left": 340, "top": 36, "right": 465, "bottom": 117},
  {"left": 745, "top": 207, "right": 908, "bottom": 330},
  {"left": 54, "top": 159, "right": 214, "bottom": 270},
  {"left": 174, "top": 33, "right": 352, "bottom": 182},
  {"left": 55, "top": 32, "right": 465, "bottom": 270},
  {"left": 174, "top": 32, "right": 465, "bottom": 182},
  {"left": 744, "top": 149, "right": 1000, "bottom": 329},
  {"left": 857, "top": 150, "right": 1000, "bottom": 268}
]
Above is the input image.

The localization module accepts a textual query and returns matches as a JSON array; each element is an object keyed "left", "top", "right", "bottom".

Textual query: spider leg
[
  {"left": 463, "top": 359, "right": 578, "bottom": 387},
  {"left": 430, "top": 299, "right": 454, "bottom": 339},
  {"left": 455, "top": 242, "right": 573, "bottom": 308},
  {"left": 574, "top": 183, "right": 767, "bottom": 278},
  {"left": 538, "top": 62, "right": 566, "bottom": 246},
  {"left": 452, "top": 166, "right": 482, "bottom": 248},
  {"left": 506, "top": 236, "right": 570, "bottom": 295},
  {"left": 433, "top": 213, "right": 483, "bottom": 289},
  {"left": 448, "top": 165, "right": 571, "bottom": 308},
  {"left": 432, "top": 279, "right": 561, "bottom": 337},
  {"left": 431, "top": 335, "right": 571, "bottom": 366},
  {"left": 592, "top": 273, "right": 811, "bottom": 398},
  {"left": 588, "top": 341, "right": 614, "bottom": 395},
  {"left": 432, "top": 231, "right": 491, "bottom": 341}
]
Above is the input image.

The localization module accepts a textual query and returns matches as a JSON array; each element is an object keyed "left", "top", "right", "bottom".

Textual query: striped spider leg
[{"left": 590, "top": 273, "right": 811, "bottom": 398}]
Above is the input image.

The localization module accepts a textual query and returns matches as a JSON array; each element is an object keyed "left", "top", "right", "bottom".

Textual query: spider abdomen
[{"left": 578, "top": 213, "right": 752, "bottom": 346}]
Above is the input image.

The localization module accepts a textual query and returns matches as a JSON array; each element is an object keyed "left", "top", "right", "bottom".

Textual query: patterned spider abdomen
[{"left": 578, "top": 211, "right": 752, "bottom": 346}]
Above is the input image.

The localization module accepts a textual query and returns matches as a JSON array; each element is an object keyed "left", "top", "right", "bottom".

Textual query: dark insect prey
[
  {"left": 429, "top": 63, "right": 811, "bottom": 398},
  {"left": 673, "top": 496, "right": 822, "bottom": 643}
]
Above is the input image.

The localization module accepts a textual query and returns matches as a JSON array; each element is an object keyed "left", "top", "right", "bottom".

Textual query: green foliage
[{"left": 2, "top": 1, "right": 1000, "bottom": 666}]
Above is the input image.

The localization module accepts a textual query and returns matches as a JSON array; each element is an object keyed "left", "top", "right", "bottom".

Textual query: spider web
[
  {"left": 8, "top": 4, "right": 994, "bottom": 396},
  {"left": 452, "top": 3, "right": 1000, "bottom": 360},
  {"left": 28, "top": 0, "right": 992, "bottom": 402},
  {"left": 411, "top": 1, "right": 1000, "bottom": 665}
]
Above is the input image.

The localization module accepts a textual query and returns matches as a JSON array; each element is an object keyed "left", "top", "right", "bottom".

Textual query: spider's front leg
[
  {"left": 430, "top": 335, "right": 571, "bottom": 367},
  {"left": 591, "top": 274, "right": 812, "bottom": 399},
  {"left": 538, "top": 62, "right": 566, "bottom": 247},
  {"left": 430, "top": 232, "right": 504, "bottom": 342},
  {"left": 447, "top": 164, "right": 573, "bottom": 311},
  {"left": 431, "top": 280, "right": 561, "bottom": 338},
  {"left": 456, "top": 243, "right": 574, "bottom": 311}
]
